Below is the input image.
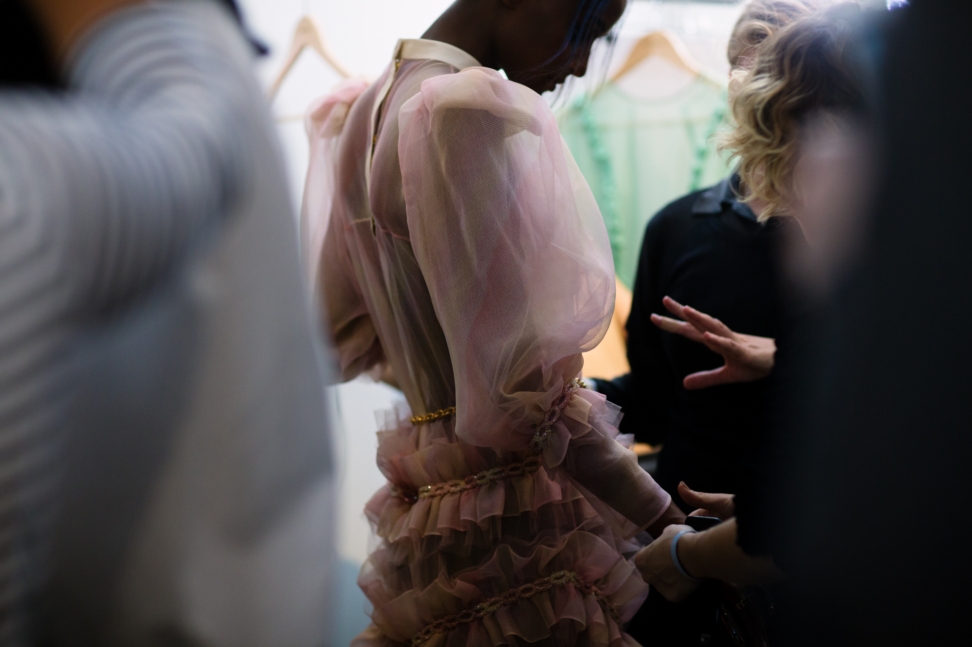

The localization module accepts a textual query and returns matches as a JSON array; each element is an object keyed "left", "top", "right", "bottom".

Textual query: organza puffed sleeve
[
  {"left": 302, "top": 79, "right": 384, "bottom": 380},
  {"left": 398, "top": 68, "right": 671, "bottom": 531}
]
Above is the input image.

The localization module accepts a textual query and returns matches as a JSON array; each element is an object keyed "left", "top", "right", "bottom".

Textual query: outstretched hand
[{"left": 651, "top": 297, "right": 776, "bottom": 390}]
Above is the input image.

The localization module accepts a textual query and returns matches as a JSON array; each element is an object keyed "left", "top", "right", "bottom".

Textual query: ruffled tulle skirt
[{"left": 353, "top": 389, "right": 649, "bottom": 647}]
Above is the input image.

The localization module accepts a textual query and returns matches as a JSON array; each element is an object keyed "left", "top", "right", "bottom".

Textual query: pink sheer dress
[{"left": 302, "top": 40, "right": 673, "bottom": 647}]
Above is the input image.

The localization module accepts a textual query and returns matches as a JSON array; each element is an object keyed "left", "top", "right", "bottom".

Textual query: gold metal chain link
[
  {"left": 390, "top": 456, "right": 542, "bottom": 503},
  {"left": 409, "top": 406, "right": 457, "bottom": 426},
  {"left": 410, "top": 570, "right": 621, "bottom": 646}
]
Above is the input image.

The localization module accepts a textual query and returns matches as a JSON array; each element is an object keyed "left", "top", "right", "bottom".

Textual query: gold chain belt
[
  {"left": 395, "top": 379, "right": 588, "bottom": 502},
  {"left": 409, "top": 407, "right": 456, "bottom": 426},
  {"left": 408, "top": 379, "right": 586, "bottom": 431},
  {"left": 390, "top": 456, "right": 542, "bottom": 503},
  {"left": 410, "top": 570, "right": 621, "bottom": 647}
]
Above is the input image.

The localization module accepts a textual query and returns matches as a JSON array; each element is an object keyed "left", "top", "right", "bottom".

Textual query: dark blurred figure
[
  {"left": 639, "top": 1, "right": 972, "bottom": 643},
  {"left": 773, "top": 1, "right": 972, "bottom": 644},
  {"left": 0, "top": 0, "right": 58, "bottom": 87},
  {"left": 0, "top": 1, "right": 335, "bottom": 646}
]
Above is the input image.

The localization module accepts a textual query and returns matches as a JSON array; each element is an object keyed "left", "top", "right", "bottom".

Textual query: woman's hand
[
  {"left": 635, "top": 524, "right": 701, "bottom": 603},
  {"left": 640, "top": 519, "right": 785, "bottom": 595},
  {"left": 679, "top": 482, "right": 735, "bottom": 520},
  {"left": 651, "top": 297, "right": 776, "bottom": 390}
]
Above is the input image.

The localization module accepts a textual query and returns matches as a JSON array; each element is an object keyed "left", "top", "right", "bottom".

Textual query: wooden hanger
[
  {"left": 268, "top": 16, "right": 352, "bottom": 100},
  {"left": 611, "top": 30, "right": 702, "bottom": 82}
]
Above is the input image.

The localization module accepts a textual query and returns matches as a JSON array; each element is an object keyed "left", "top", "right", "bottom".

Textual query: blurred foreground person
[
  {"left": 775, "top": 1, "right": 972, "bottom": 643},
  {"left": 0, "top": 1, "right": 334, "bottom": 645},
  {"left": 648, "top": 2, "right": 972, "bottom": 644}
]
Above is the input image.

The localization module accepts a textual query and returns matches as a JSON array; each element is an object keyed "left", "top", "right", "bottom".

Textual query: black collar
[{"left": 692, "top": 174, "right": 759, "bottom": 222}]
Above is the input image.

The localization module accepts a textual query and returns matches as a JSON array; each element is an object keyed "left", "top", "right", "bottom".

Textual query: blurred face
[
  {"left": 495, "top": 0, "right": 627, "bottom": 93},
  {"left": 783, "top": 114, "right": 875, "bottom": 296}
]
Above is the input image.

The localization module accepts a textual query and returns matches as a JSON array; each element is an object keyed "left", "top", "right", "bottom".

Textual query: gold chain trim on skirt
[
  {"left": 410, "top": 570, "right": 621, "bottom": 646},
  {"left": 396, "top": 377, "right": 587, "bottom": 502},
  {"left": 410, "top": 407, "right": 457, "bottom": 426},
  {"left": 390, "top": 456, "right": 542, "bottom": 503},
  {"left": 530, "top": 378, "right": 587, "bottom": 452}
]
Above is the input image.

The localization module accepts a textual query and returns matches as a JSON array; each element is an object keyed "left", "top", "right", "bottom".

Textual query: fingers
[
  {"left": 683, "top": 367, "right": 732, "bottom": 390},
  {"left": 679, "top": 482, "right": 728, "bottom": 508},
  {"left": 678, "top": 482, "right": 735, "bottom": 519},
  {"left": 650, "top": 314, "right": 685, "bottom": 334},
  {"left": 681, "top": 305, "right": 734, "bottom": 338},
  {"left": 651, "top": 314, "right": 705, "bottom": 343},
  {"left": 704, "top": 333, "right": 774, "bottom": 380},
  {"left": 678, "top": 482, "right": 714, "bottom": 509},
  {"left": 702, "top": 332, "right": 746, "bottom": 360},
  {"left": 659, "top": 298, "right": 741, "bottom": 354},
  {"left": 662, "top": 296, "right": 687, "bottom": 319}
]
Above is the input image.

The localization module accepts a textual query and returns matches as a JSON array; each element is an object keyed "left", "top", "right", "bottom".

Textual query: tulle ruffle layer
[
  {"left": 355, "top": 388, "right": 650, "bottom": 646},
  {"left": 368, "top": 388, "right": 640, "bottom": 551},
  {"left": 374, "top": 386, "right": 631, "bottom": 489},
  {"left": 357, "top": 531, "right": 647, "bottom": 647},
  {"left": 363, "top": 500, "right": 634, "bottom": 600}
]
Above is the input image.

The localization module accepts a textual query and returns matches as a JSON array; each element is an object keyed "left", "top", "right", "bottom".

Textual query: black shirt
[{"left": 595, "top": 175, "right": 803, "bottom": 509}]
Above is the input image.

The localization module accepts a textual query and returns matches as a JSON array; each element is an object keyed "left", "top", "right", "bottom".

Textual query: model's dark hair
[
  {"left": 566, "top": 0, "right": 616, "bottom": 53},
  {"left": 524, "top": 0, "right": 617, "bottom": 87}
]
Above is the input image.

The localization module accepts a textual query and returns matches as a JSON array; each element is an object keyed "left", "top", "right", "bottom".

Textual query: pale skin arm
[
  {"left": 635, "top": 483, "right": 784, "bottom": 602},
  {"left": 651, "top": 296, "right": 777, "bottom": 390},
  {"left": 25, "top": 0, "right": 144, "bottom": 65}
]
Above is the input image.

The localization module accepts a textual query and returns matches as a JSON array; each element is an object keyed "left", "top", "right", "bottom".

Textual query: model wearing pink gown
[{"left": 303, "top": 40, "right": 673, "bottom": 647}]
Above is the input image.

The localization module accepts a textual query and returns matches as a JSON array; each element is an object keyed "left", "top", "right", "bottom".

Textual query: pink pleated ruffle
[
  {"left": 359, "top": 531, "right": 648, "bottom": 647},
  {"left": 355, "top": 386, "right": 650, "bottom": 646}
]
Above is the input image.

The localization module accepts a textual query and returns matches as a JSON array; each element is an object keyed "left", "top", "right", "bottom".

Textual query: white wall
[
  {"left": 241, "top": 0, "right": 458, "bottom": 203},
  {"left": 234, "top": 1, "right": 744, "bottom": 644},
  {"left": 239, "top": 0, "right": 745, "bottom": 204}
]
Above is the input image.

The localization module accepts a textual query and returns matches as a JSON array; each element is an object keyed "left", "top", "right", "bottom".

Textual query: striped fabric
[{"left": 0, "top": 4, "right": 262, "bottom": 643}]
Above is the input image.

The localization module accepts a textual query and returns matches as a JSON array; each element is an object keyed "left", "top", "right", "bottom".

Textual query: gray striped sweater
[{"left": 0, "top": 3, "right": 333, "bottom": 645}]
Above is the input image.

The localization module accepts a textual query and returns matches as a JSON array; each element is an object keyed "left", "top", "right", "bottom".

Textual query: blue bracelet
[{"left": 671, "top": 530, "right": 701, "bottom": 582}]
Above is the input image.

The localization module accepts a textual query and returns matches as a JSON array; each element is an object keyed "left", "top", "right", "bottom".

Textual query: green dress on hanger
[{"left": 558, "top": 76, "right": 733, "bottom": 289}]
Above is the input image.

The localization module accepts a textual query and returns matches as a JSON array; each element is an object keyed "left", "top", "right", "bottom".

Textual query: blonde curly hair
[
  {"left": 721, "top": 3, "right": 867, "bottom": 220},
  {"left": 727, "top": 0, "right": 829, "bottom": 69}
]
